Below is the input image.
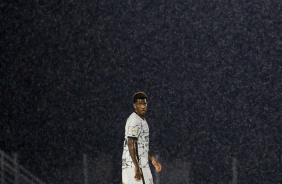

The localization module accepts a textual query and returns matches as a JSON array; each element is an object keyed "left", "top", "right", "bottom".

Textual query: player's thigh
[
  {"left": 122, "top": 168, "right": 142, "bottom": 184},
  {"left": 142, "top": 168, "right": 154, "bottom": 184}
]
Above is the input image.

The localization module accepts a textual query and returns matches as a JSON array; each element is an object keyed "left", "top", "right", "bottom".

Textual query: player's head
[{"left": 133, "top": 92, "right": 148, "bottom": 117}]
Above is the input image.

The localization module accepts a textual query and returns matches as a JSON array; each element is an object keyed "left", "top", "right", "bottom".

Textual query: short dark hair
[{"left": 133, "top": 92, "right": 147, "bottom": 103}]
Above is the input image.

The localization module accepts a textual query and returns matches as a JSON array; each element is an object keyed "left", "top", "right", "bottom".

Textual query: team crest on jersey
[{"left": 131, "top": 128, "right": 135, "bottom": 133}]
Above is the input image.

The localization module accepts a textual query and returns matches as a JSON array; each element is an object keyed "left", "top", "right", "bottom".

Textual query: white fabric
[
  {"left": 122, "top": 112, "right": 150, "bottom": 169},
  {"left": 122, "top": 167, "right": 153, "bottom": 184}
]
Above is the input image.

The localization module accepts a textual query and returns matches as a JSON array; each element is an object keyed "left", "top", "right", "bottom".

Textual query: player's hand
[
  {"left": 152, "top": 159, "right": 162, "bottom": 172},
  {"left": 134, "top": 166, "right": 142, "bottom": 181}
]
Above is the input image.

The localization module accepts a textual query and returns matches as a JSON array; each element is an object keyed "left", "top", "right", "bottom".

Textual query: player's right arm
[{"left": 127, "top": 137, "right": 142, "bottom": 181}]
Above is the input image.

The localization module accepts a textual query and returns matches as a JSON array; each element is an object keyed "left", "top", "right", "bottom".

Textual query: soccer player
[{"left": 122, "top": 92, "right": 162, "bottom": 184}]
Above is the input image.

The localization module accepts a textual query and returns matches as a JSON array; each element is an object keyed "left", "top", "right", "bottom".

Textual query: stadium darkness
[{"left": 1, "top": 1, "right": 281, "bottom": 183}]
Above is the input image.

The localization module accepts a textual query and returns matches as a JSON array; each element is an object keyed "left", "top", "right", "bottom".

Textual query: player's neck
[{"left": 134, "top": 111, "right": 145, "bottom": 120}]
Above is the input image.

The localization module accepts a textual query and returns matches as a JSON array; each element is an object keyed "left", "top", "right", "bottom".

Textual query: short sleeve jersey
[{"left": 122, "top": 112, "right": 150, "bottom": 169}]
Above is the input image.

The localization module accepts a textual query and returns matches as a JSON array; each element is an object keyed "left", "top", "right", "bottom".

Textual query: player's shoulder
[
  {"left": 127, "top": 112, "right": 137, "bottom": 120},
  {"left": 127, "top": 112, "right": 139, "bottom": 121}
]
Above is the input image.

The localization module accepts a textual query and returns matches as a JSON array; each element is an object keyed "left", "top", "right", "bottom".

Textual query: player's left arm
[{"left": 148, "top": 150, "right": 162, "bottom": 172}]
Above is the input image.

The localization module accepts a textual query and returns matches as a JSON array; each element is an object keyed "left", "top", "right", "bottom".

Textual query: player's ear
[{"left": 133, "top": 103, "right": 136, "bottom": 110}]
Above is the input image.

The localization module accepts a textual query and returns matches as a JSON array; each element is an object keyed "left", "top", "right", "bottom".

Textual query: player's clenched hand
[
  {"left": 134, "top": 166, "right": 142, "bottom": 181},
  {"left": 152, "top": 159, "right": 162, "bottom": 172}
]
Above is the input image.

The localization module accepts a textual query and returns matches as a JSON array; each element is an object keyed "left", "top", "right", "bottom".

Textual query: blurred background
[{"left": 1, "top": 0, "right": 281, "bottom": 183}]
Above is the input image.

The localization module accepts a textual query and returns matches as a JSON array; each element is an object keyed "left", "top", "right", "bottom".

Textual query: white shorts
[{"left": 122, "top": 167, "right": 153, "bottom": 184}]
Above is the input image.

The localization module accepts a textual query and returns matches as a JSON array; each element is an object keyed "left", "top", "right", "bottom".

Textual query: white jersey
[{"left": 122, "top": 112, "right": 150, "bottom": 169}]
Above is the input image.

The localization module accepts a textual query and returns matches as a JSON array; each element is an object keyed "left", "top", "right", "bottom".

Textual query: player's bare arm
[
  {"left": 148, "top": 150, "right": 162, "bottom": 172},
  {"left": 127, "top": 137, "right": 142, "bottom": 180}
]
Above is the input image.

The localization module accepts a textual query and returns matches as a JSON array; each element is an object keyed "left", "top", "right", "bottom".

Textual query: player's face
[{"left": 133, "top": 99, "right": 148, "bottom": 117}]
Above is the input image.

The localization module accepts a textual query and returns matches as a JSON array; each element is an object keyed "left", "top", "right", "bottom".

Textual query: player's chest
[{"left": 139, "top": 121, "right": 149, "bottom": 142}]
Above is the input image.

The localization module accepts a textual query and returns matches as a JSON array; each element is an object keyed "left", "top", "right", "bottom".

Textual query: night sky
[{"left": 1, "top": 0, "right": 281, "bottom": 183}]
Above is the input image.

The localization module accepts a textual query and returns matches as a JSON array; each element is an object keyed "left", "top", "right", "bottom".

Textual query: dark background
[{"left": 1, "top": 0, "right": 281, "bottom": 183}]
